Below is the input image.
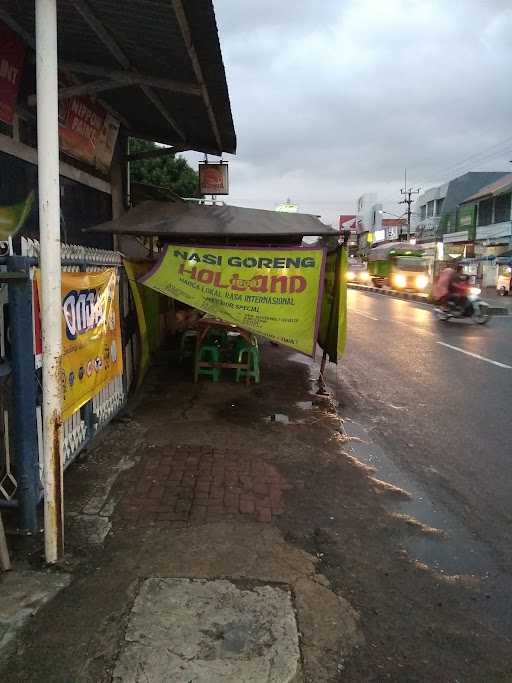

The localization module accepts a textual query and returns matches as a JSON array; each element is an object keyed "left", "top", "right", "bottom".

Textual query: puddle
[
  {"left": 343, "top": 419, "right": 493, "bottom": 577},
  {"left": 264, "top": 413, "right": 291, "bottom": 425}
]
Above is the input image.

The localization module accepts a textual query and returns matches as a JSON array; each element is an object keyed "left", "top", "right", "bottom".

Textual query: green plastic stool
[
  {"left": 179, "top": 329, "right": 199, "bottom": 362},
  {"left": 197, "top": 344, "right": 221, "bottom": 381},
  {"left": 235, "top": 344, "right": 260, "bottom": 384},
  {"left": 206, "top": 327, "right": 229, "bottom": 347}
]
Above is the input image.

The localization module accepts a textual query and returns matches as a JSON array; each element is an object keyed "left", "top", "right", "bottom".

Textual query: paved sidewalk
[{"left": 2, "top": 342, "right": 512, "bottom": 682}]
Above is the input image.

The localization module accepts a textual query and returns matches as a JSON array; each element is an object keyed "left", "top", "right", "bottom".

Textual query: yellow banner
[
  {"left": 34, "top": 269, "right": 123, "bottom": 419},
  {"left": 317, "top": 246, "right": 348, "bottom": 363},
  {"left": 140, "top": 245, "right": 326, "bottom": 355},
  {"left": 123, "top": 260, "right": 151, "bottom": 387}
]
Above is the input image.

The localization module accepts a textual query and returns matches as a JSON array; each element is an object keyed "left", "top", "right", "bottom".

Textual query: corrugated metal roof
[
  {"left": 1, "top": 0, "right": 236, "bottom": 154},
  {"left": 462, "top": 173, "right": 512, "bottom": 204},
  {"left": 88, "top": 201, "right": 337, "bottom": 237}
]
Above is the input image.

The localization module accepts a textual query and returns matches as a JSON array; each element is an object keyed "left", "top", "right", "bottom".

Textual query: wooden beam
[
  {"left": 172, "top": 0, "right": 224, "bottom": 154},
  {"left": 125, "top": 146, "right": 186, "bottom": 162},
  {"left": 69, "top": 0, "right": 186, "bottom": 140},
  {"left": 28, "top": 79, "right": 121, "bottom": 106},
  {"left": 70, "top": 0, "right": 129, "bottom": 68},
  {"left": 0, "top": 11, "right": 132, "bottom": 131},
  {"left": 61, "top": 61, "right": 201, "bottom": 96},
  {"left": 0, "top": 9, "right": 35, "bottom": 48},
  {"left": 130, "top": 132, "right": 221, "bottom": 157}
]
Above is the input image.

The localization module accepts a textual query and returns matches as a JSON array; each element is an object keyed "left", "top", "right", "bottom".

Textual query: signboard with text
[
  {"left": 199, "top": 163, "right": 229, "bottom": 195},
  {"left": 34, "top": 269, "right": 123, "bottom": 419},
  {"left": 140, "top": 245, "right": 325, "bottom": 356},
  {"left": 58, "top": 87, "right": 120, "bottom": 173},
  {"left": 0, "top": 20, "right": 25, "bottom": 125}
]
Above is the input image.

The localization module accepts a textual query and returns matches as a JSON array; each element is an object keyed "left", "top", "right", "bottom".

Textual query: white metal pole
[{"left": 35, "top": 0, "right": 64, "bottom": 563}]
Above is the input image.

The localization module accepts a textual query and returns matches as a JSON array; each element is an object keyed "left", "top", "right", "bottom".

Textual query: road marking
[
  {"left": 350, "top": 310, "right": 379, "bottom": 321},
  {"left": 437, "top": 342, "right": 512, "bottom": 369}
]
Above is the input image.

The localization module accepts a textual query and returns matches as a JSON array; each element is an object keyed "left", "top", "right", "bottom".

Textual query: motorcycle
[{"left": 434, "top": 286, "right": 490, "bottom": 324}]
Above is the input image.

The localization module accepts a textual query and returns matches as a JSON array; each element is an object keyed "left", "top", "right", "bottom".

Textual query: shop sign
[
  {"left": 0, "top": 20, "right": 25, "bottom": 125},
  {"left": 58, "top": 88, "right": 120, "bottom": 173},
  {"left": 33, "top": 269, "right": 123, "bottom": 419},
  {"left": 199, "top": 163, "right": 229, "bottom": 195},
  {"left": 140, "top": 245, "right": 325, "bottom": 356}
]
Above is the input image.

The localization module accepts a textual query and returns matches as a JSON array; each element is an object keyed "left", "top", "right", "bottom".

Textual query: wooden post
[{"left": 0, "top": 512, "right": 11, "bottom": 571}]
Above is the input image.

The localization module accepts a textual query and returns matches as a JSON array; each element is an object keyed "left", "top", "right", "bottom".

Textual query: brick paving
[{"left": 114, "top": 445, "right": 290, "bottom": 526}]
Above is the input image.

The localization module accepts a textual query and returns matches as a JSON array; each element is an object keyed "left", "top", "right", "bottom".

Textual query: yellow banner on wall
[
  {"left": 140, "top": 245, "right": 326, "bottom": 356},
  {"left": 34, "top": 268, "right": 123, "bottom": 419}
]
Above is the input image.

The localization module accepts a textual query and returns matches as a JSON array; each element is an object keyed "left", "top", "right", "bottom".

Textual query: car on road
[{"left": 346, "top": 261, "right": 370, "bottom": 284}]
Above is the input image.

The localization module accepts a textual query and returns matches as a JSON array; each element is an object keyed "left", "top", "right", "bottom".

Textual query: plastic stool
[
  {"left": 197, "top": 344, "right": 221, "bottom": 381},
  {"left": 179, "top": 329, "right": 198, "bottom": 361},
  {"left": 235, "top": 344, "right": 260, "bottom": 384},
  {"left": 206, "top": 327, "right": 228, "bottom": 347}
]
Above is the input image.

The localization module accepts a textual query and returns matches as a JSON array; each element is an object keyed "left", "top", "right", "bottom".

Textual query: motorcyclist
[{"left": 433, "top": 264, "right": 469, "bottom": 312}]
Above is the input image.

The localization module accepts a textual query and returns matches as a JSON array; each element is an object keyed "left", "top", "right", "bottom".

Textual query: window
[
  {"left": 478, "top": 198, "right": 493, "bottom": 226},
  {"left": 435, "top": 198, "right": 444, "bottom": 215},
  {"left": 427, "top": 200, "right": 435, "bottom": 217},
  {"left": 420, "top": 205, "right": 426, "bottom": 220},
  {"left": 493, "top": 193, "right": 511, "bottom": 224}
]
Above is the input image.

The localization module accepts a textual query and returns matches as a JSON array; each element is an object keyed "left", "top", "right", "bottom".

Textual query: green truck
[{"left": 367, "top": 242, "right": 429, "bottom": 292}]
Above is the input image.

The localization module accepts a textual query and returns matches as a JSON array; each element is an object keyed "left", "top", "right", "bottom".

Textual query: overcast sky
[{"left": 188, "top": 0, "right": 512, "bottom": 226}]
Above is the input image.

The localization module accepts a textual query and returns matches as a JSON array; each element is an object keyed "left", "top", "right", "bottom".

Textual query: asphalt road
[{"left": 336, "top": 290, "right": 512, "bottom": 577}]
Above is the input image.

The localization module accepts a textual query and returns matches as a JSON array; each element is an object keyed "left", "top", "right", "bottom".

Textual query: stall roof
[
  {"left": 0, "top": 0, "right": 236, "bottom": 154},
  {"left": 88, "top": 201, "right": 337, "bottom": 237}
]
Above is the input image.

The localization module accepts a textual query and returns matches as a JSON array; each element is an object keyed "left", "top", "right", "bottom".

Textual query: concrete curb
[{"left": 347, "top": 283, "right": 510, "bottom": 316}]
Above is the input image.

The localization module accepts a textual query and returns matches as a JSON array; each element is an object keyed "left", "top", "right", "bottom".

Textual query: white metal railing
[{"left": 1, "top": 239, "right": 130, "bottom": 501}]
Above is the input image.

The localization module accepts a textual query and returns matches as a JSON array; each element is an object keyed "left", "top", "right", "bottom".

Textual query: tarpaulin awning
[{"left": 88, "top": 201, "right": 338, "bottom": 238}]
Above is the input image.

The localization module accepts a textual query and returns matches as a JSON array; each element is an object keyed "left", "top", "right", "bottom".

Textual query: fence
[{"left": 0, "top": 238, "right": 142, "bottom": 530}]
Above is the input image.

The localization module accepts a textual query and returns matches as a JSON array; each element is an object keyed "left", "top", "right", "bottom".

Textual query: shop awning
[
  {"left": 0, "top": 0, "right": 236, "bottom": 155},
  {"left": 88, "top": 201, "right": 337, "bottom": 238}
]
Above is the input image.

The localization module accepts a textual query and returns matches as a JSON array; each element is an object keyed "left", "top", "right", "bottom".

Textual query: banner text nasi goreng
[{"left": 140, "top": 245, "right": 325, "bottom": 355}]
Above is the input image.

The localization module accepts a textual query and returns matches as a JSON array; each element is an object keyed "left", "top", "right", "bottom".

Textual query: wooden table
[{"left": 193, "top": 317, "right": 254, "bottom": 384}]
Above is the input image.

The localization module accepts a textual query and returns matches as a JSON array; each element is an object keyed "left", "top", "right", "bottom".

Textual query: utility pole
[{"left": 399, "top": 169, "right": 420, "bottom": 241}]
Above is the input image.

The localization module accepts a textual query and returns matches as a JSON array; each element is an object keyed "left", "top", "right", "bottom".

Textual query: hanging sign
[
  {"left": 0, "top": 20, "right": 25, "bottom": 125},
  {"left": 34, "top": 269, "right": 123, "bottom": 419},
  {"left": 199, "top": 163, "right": 229, "bottom": 195},
  {"left": 140, "top": 245, "right": 325, "bottom": 356}
]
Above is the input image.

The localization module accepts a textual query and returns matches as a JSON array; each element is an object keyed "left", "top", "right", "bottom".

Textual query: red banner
[{"left": 0, "top": 21, "right": 25, "bottom": 125}]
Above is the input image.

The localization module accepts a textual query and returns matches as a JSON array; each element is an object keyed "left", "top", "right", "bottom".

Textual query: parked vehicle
[
  {"left": 496, "top": 262, "right": 512, "bottom": 296},
  {"left": 346, "top": 260, "right": 370, "bottom": 284},
  {"left": 367, "top": 242, "right": 429, "bottom": 292}
]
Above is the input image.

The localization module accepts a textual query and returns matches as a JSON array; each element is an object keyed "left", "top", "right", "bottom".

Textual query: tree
[{"left": 129, "top": 138, "right": 201, "bottom": 198}]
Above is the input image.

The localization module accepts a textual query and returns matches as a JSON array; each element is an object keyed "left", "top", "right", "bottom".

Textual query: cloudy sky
[{"left": 189, "top": 0, "right": 512, "bottom": 226}]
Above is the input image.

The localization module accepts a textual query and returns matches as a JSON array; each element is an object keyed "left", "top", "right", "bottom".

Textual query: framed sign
[{"left": 199, "top": 162, "right": 229, "bottom": 195}]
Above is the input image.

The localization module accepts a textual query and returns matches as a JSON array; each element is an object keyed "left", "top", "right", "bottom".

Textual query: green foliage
[{"left": 129, "top": 138, "right": 200, "bottom": 198}]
